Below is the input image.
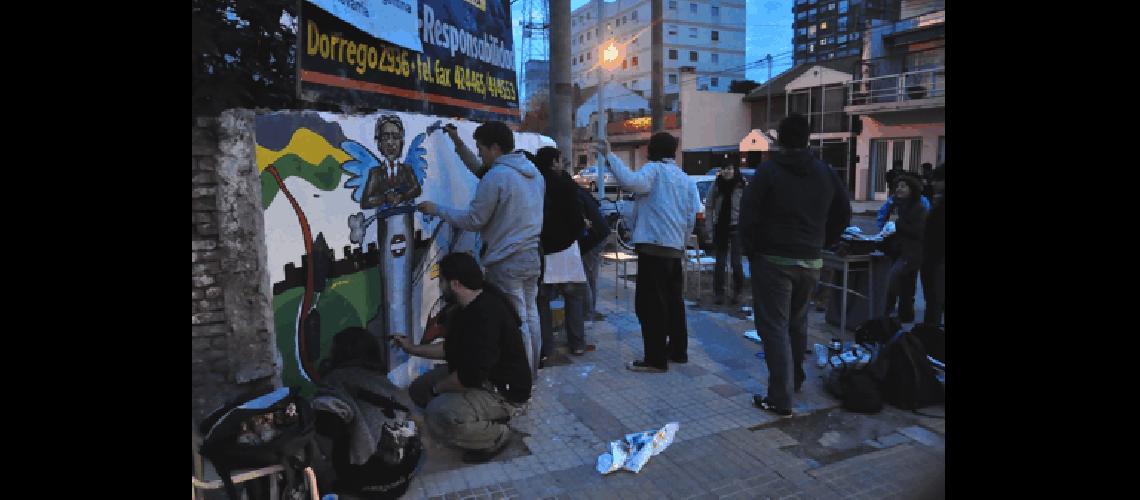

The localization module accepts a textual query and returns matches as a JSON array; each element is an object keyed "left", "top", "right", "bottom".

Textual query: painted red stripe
[{"left": 301, "top": 70, "right": 520, "bottom": 118}]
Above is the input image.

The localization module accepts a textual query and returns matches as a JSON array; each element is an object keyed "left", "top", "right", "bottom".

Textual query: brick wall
[{"left": 192, "top": 111, "right": 280, "bottom": 425}]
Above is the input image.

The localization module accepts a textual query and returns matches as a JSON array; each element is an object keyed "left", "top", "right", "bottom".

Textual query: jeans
[
  {"left": 713, "top": 230, "right": 744, "bottom": 299},
  {"left": 921, "top": 258, "right": 944, "bottom": 325},
  {"left": 410, "top": 366, "right": 513, "bottom": 452},
  {"left": 537, "top": 282, "right": 588, "bottom": 355},
  {"left": 751, "top": 257, "right": 819, "bottom": 410},
  {"left": 885, "top": 256, "right": 921, "bottom": 320},
  {"left": 634, "top": 253, "right": 687, "bottom": 368},
  {"left": 582, "top": 245, "right": 603, "bottom": 315},
  {"left": 484, "top": 249, "right": 542, "bottom": 375}
]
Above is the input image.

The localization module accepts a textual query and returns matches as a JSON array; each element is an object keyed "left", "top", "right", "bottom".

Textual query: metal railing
[{"left": 847, "top": 67, "right": 945, "bottom": 106}]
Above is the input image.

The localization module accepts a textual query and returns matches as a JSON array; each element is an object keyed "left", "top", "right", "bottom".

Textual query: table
[
  {"left": 819, "top": 251, "right": 882, "bottom": 335},
  {"left": 602, "top": 250, "right": 638, "bottom": 299}
]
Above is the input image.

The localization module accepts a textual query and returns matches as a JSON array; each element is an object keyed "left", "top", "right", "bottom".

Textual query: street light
[{"left": 596, "top": 38, "right": 622, "bottom": 200}]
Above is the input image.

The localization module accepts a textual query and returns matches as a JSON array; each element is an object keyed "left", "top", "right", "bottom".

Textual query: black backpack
[
  {"left": 198, "top": 387, "right": 319, "bottom": 500},
  {"left": 540, "top": 172, "right": 586, "bottom": 254},
  {"left": 868, "top": 330, "right": 945, "bottom": 410},
  {"left": 910, "top": 323, "right": 945, "bottom": 365},
  {"left": 823, "top": 360, "right": 883, "bottom": 414},
  {"left": 576, "top": 186, "right": 610, "bottom": 254},
  {"left": 855, "top": 316, "right": 901, "bottom": 346}
]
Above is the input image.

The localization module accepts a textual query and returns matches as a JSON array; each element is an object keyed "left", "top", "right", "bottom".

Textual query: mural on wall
[{"left": 256, "top": 111, "right": 554, "bottom": 394}]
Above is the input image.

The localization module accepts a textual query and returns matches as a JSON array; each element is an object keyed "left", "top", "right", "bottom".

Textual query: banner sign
[
  {"left": 299, "top": 0, "right": 520, "bottom": 122},
  {"left": 306, "top": 0, "right": 422, "bottom": 52}
]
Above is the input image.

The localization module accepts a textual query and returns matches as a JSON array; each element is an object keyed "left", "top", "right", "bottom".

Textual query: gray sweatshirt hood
[{"left": 495, "top": 152, "right": 540, "bottom": 179}]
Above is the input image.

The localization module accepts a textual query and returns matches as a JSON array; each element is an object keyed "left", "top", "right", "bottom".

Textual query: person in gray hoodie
[
  {"left": 595, "top": 133, "right": 701, "bottom": 373},
  {"left": 418, "top": 121, "right": 546, "bottom": 376},
  {"left": 739, "top": 114, "right": 851, "bottom": 417}
]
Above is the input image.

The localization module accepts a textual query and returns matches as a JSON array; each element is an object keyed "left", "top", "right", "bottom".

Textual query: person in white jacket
[{"left": 594, "top": 134, "right": 700, "bottom": 373}]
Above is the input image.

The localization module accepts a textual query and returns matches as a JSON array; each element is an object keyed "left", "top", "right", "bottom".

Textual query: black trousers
[{"left": 634, "top": 253, "right": 687, "bottom": 368}]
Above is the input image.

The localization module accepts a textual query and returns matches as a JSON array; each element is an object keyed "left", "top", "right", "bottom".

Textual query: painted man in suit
[{"left": 363, "top": 115, "right": 422, "bottom": 210}]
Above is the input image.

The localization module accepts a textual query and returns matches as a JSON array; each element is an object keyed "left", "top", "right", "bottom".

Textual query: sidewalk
[{"left": 396, "top": 258, "right": 945, "bottom": 499}]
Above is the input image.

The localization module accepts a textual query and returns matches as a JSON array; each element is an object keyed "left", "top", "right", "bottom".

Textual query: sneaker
[
  {"left": 626, "top": 360, "right": 667, "bottom": 373},
  {"left": 752, "top": 395, "right": 792, "bottom": 417},
  {"left": 462, "top": 430, "right": 513, "bottom": 464},
  {"left": 571, "top": 348, "right": 586, "bottom": 356},
  {"left": 813, "top": 344, "right": 828, "bottom": 368}
]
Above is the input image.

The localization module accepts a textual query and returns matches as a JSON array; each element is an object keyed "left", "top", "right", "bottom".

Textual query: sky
[{"left": 510, "top": 0, "right": 795, "bottom": 94}]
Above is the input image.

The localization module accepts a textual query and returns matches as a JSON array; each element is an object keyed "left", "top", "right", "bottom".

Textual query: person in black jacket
[
  {"left": 739, "top": 114, "right": 852, "bottom": 417},
  {"left": 884, "top": 173, "right": 928, "bottom": 323},
  {"left": 530, "top": 147, "right": 591, "bottom": 361},
  {"left": 395, "top": 253, "right": 532, "bottom": 464},
  {"left": 920, "top": 164, "right": 945, "bottom": 326},
  {"left": 704, "top": 164, "right": 747, "bottom": 305}
]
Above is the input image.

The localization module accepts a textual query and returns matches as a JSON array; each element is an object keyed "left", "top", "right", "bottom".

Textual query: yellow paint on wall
[{"left": 256, "top": 128, "right": 352, "bottom": 172}]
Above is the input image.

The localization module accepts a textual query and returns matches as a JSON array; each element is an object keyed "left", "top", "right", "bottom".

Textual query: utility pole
[
  {"left": 766, "top": 53, "right": 773, "bottom": 131},
  {"left": 549, "top": 0, "right": 572, "bottom": 166},
  {"left": 595, "top": 0, "right": 607, "bottom": 199},
  {"left": 650, "top": 0, "right": 663, "bottom": 133}
]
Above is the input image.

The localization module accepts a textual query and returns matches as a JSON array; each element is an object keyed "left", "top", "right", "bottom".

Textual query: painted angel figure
[{"left": 341, "top": 116, "right": 436, "bottom": 215}]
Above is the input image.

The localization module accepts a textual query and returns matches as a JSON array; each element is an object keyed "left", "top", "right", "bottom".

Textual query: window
[
  {"left": 796, "top": 12, "right": 806, "bottom": 20},
  {"left": 808, "top": 25, "right": 816, "bottom": 36},
  {"left": 712, "top": 6, "right": 720, "bottom": 17},
  {"left": 796, "top": 0, "right": 808, "bottom": 5},
  {"left": 820, "top": 21, "right": 828, "bottom": 30},
  {"left": 632, "top": 79, "right": 639, "bottom": 87},
  {"left": 840, "top": 1, "right": 848, "bottom": 14},
  {"left": 632, "top": 56, "right": 639, "bottom": 66},
  {"left": 669, "top": 1, "right": 677, "bottom": 9},
  {"left": 798, "top": 27, "right": 807, "bottom": 36},
  {"left": 595, "top": 28, "right": 599, "bottom": 37},
  {"left": 607, "top": 23, "right": 612, "bottom": 31},
  {"left": 668, "top": 25, "right": 678, "bottom": 36},
  {"left": 690, "top": 3, "right": 697, "bottom": 14},
  {"left": 850, "top": 31, "right": 860, "bottom": 40},
  {"left": 622, "top": 59, "right": 628, "bottom": 69},
  {"left": 826, "top": 2, "right": 836, "bottom": 11},
  {"left": 586, "top": 31, "right": 591, "bottom": 41},
  {"left": 819, "top": 38, "right": 828, "bottom": 46},
  {"left": 711, "top": 30, "right": 719, "bottom": 41},
  {"left": 587, "top": 52, "right": 591, "bottom": 60},
  {"left": 838, "top": 34, "right": 847, "bottom": 43},
  {"left": 623, "top": 15, "right": 627, "bottom": 24},
  {"left": 632, "top": 10, "right": 638, "bottom": 21},
  {"left": 711, "top": 77, "right": 719, "bottom": 87},
  {"left": 669, "top": 49, "right": 678, "bottom": 59},
  {"left": 796, "top": 44, "right": 807, "bottom": 52},
  {"left": 711, "top": 53, "right": 719, "bottom": 63},
  {"left": 839, "top": 17, "right": 847, "bottom": 31},
  {"left": 689, "top": 27, "right": 697, "bottom": 38},
  {"left": 690, "top": 51, "right": 698, "bottom": 61},
  {"left": 579, "top": 34, "right": 584, "bottom": 44},
  {"left": 809, "top": 44, "right": 815, "bottom": 53},
  {"left": 669, "top": 74, "right": 678, "bottom": 84}
]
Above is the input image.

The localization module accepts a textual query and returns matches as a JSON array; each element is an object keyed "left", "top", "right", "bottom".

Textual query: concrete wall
[
  {"left": 853, "top": 109, "right": 944, "bottom": 200},
  {"left": 680, "top": 73, "right": 751, "bottom": 154},
  {"left": 192, "top": 110, "right": 280, "bottom": 425}
]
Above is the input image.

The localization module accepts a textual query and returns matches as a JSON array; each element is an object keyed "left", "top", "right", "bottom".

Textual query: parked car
[
  {"left": 691, "top": 175, "right": 717, "bottom": 249},
  {"left": 572, "top": 166, "right": 618, "bottom": 192}
]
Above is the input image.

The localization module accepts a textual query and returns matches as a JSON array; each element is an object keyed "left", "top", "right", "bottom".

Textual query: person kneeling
[{"left": 393, "top": 252, "right": 533, "bottom": 464}]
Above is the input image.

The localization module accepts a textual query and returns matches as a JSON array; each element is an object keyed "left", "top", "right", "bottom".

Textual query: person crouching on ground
[{"left": 393, "top": 252, "right": 532, "bottom": 464}]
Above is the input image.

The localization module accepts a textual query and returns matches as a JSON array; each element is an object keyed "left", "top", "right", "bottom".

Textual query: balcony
[{"left": 844, "top": 67, "right": 945, "bottom": 114}]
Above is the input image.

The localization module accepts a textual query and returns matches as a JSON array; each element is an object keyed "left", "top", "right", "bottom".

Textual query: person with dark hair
[
  {"left": 704, "top": 164, "right": 747, "bottom": 305},
  {"left": 529, "top": 147, "right": 590, "bottom": 360},
  {"left": 739, "top": 113, "right": 852, "bottom": 417},
  {"left": 919, "top": 162, "right": 935, "bottom": 200},
  {"left": 576, "top": 177, "right": 610, "bottom": 322},
  {"left": 594, "top": 132, "right": 701, "bottom": 373},
  {"left": 883, "top": 173, "right": 928, "bottom": 323},
  {"left": 418, "top": 121, "right": 546, "bottom": 375},
  {"left": 921, "top": 164, "right": 945, "bottom": 325},
  {"left": 876, "top": 160, "right": 930, "bottom": 230},
  {"left": 393, "top": 252, "right": 532, "bottom": 464}
]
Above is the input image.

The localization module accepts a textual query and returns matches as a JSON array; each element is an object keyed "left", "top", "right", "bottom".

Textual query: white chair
[{"left": 684, "top": 234, "right": 715, "bottom": 300}]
